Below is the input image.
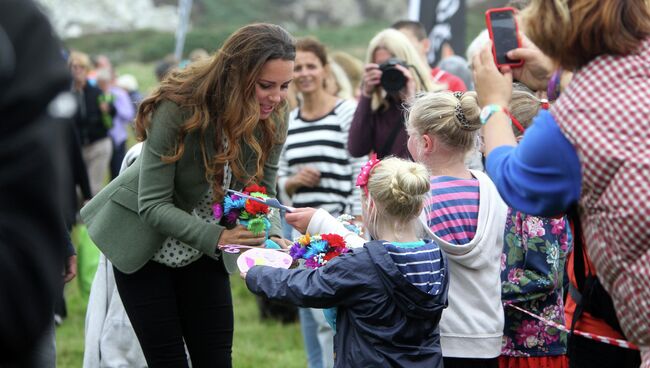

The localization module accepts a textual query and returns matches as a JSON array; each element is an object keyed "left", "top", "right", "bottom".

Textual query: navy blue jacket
[{"left": 246, "top": 240, "right": 449, "bottom": 368}]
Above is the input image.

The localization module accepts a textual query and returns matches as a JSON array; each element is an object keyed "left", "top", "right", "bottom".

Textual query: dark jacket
[
  {"left": 247, "top": 240, "right": 448, "bottom": 368},
  {"left": 348, "top": 95, "right": 410, "bottom": 159},
  {"left": 80, "top": 100, "right": 286, "bottom": 274},
  {"left": 0, "top": 0, "right": 72, "bottom": 361},
  {"left": 74, "top": 83, "right": 111, "bottom": 145}
]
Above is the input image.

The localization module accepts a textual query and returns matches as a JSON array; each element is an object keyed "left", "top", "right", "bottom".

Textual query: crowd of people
[{"left": 1, "top": 0, "right": 649, "bottom": 367}]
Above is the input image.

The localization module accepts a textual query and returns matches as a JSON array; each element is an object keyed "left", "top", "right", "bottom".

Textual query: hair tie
[
  {"left": 453, "top": 92, "right": 473, "bottom": 130},
  {"left": 356, "top": 153, "right": 381, "bottom": 196}
]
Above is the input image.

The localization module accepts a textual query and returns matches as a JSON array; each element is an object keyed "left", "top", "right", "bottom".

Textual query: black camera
[{"left": 379, "top": 58, "right": 408, "bottom": 93}]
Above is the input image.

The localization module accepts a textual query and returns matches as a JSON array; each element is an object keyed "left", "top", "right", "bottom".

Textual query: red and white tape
[{"left": 505, "top": 303, "right": 639, "bottom": 350}]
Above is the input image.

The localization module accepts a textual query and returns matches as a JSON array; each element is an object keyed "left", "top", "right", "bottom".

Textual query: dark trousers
[
  {"left": 109, "top": 139, "right": 126, "bottom": 179},
  {"left": 569, "top": 335, "right": 640, "bottom": 368},
  {"left": 113, "top": 256, "right": 233, "bottom": 368},
  {"left": 444, "top": 357, "right": 499, "bottom": 368}
]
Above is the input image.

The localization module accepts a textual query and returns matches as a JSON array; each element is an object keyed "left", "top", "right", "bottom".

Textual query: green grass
[
  {"left": 56, "top": 280, "right": 88, "bottom": 366},
  {"left": 116, "top": 62, "right": 158, "bottom": 95},
  {"left": 55, "top": 273, "right": 306, "bottom": 367}
]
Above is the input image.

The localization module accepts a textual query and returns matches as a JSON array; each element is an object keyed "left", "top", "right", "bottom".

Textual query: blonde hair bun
[
  {"left": 367, "top": 157, "right": 430, "bottom": 219},
  {"left": 406, "top": 91, "right": 481, "bottom": 153}
]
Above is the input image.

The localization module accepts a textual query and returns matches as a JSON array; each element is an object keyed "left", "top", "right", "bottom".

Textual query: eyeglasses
[{"left": 70, "top": 64, "right": 87, "bottom": 70}]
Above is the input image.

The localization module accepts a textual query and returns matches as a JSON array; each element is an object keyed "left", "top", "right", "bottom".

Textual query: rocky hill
[
  {"left": 37, "top": 0, "right": 417, "bottom": 39},
  {"left": 37, "top": 0, "right": 178, "bottom": 38}
]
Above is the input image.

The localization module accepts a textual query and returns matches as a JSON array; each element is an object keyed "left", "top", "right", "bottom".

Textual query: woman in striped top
[{"left": 406, "top": 91, "right": 508, "bottom": 368}]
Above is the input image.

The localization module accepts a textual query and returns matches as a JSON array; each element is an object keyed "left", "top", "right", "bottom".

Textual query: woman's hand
[
  {"left": 361, "top": 63, "right": 382, "bottom": 97},
  {"left": 218, "top": 225, "right": 266, "bottom": 246},
  {"left": 285, "top": 207, "right": 317, "bottom": 234},
  {"left": 63, "top": 255, "right": 77, "bottom": 283},
  {"left": 506, "top": 35, "right": 555, "bottom": 92},
  {"left": 394, "top": 63, "right": 416, "bottom": 102},
  {"left": 285, "top": 167, "right": 320, "bottom": 196},
  {"left": 473, "top": 43, "right": 513, "bottom": 108}
]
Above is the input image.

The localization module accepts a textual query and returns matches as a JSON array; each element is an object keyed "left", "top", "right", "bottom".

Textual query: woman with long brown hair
[
  {"left": 472, "top": 1, "right": 650, "bottom": 367},
  {"left": 80, "top": 23, "right": 295, "bottom": 367}
]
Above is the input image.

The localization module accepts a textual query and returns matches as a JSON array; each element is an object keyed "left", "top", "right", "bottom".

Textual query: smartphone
[{"left": 485, "top": 7, "right": 523, "bottom": 67}]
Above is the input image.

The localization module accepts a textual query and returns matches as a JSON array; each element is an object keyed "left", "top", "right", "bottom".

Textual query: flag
[{"left": 409, "top": 0, "right": 467, "bottom": 66}]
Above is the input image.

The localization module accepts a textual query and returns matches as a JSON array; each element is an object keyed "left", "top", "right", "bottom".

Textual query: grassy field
[{"left": 56, "top": 267, "right": 307, "bottom": 367}]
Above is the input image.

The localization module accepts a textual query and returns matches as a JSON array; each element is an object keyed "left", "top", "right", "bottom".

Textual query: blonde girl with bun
[
  {"left": 245, "top": 157, "right": 449, "bottom": 368},
  {"left": 406, "top": 91, "right": 508, "bottom": 368}
]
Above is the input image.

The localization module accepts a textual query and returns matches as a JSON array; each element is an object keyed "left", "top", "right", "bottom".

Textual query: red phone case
[{"left": 485, "top": 7, "right": 524, "bottom": 68}]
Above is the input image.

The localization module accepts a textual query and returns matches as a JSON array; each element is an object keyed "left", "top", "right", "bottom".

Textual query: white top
[
  {"left": 277, "top": 99, "right": 366, "bottom": 216},
  {"left": 419, "top": 170, "right": 508, "bottom": 358},
  {"left": 306, "top": 209, "right": 366, "bottom": 249}
]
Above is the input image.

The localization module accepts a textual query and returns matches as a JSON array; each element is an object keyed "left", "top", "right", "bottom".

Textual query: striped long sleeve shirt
[
  {"left": 278, "top": 100, "right": 366, "bottom": 216},
  {"left": 425, "top": 176, "right": 480, "bottom": 245}
]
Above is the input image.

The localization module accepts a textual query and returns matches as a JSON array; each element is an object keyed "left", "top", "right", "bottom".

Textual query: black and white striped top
[{"left": 278, "top": 99, "right": 365, "bottom": 216}]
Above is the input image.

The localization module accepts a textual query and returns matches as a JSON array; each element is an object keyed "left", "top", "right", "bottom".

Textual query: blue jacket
[{"left": 246, "top": 240, "right": 449, "bottom": 368}]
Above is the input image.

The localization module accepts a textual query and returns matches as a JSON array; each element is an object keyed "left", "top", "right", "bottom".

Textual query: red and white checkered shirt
[{"left": 552, "top": 37, "right": 650, "bottom": 365}]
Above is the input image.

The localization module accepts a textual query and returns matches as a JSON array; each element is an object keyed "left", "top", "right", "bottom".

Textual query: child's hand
[
  {"left": 269, "top": 236, "right": 293, "bottom": 249},
  {"left": 285, "top": 207, "right": 317, "bottom": 234}
]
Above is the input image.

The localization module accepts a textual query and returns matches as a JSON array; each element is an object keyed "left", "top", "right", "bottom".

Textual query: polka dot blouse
[{"left": 151, "top": 139, "right": 232, "bottom": 268}]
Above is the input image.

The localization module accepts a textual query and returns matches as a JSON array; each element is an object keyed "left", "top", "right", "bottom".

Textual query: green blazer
[{"left": 80, "top": 100, "right": 287, "bottom": 274}]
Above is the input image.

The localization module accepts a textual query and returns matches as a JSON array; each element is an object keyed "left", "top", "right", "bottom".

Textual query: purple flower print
[
  {"left": 550, "top": 217, "right": 566, "bottom": 235},
  {"left": 541, "top": 304, "right": 561, "bottom": 322},
  {"left": 523, "top": 216, "right": 546, "bottom": 238},
  {"left": 514, "top": 211, "right": 523, "bottom": 235},
  {"left": 508, "top": 268, "right": 524, "bottom": 284},
  {"left": 516, "top": 320, "right": 542, "bottom": 348},
  {"left": 560, "top": 232, "right": 569, "bottom": 252}
]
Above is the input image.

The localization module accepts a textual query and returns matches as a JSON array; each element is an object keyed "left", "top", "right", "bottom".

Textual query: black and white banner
[{"left": 408, "top": 0, "right": 467, "bottom": 66}]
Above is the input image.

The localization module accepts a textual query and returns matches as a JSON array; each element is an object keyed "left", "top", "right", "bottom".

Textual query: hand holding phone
[{"left": 486, "top": 7, "right": 523, "bottom": 68}]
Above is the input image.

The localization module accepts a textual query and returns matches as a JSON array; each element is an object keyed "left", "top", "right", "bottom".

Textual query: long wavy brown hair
[{"left": 135, "top": 23, "right": 295, "bottom": 203}]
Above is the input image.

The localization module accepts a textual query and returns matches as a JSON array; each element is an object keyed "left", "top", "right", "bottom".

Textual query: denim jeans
[{"left": 300, "top": 308, "right": 323, "bottom": 368}]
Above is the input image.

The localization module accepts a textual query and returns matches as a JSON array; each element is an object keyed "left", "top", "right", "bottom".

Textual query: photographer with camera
[{"left": 348, "top": 28, "right": 438, "bottom": 159}]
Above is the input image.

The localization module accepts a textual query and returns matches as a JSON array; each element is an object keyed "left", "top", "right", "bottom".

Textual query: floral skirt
[{"left": 499, "top": 355, "right": 568, "bottom": 368}]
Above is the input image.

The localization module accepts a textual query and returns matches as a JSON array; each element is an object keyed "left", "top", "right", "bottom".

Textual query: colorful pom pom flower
[
  {"left": 289, "top": 233, "right": 349, "bottom": 269},
  {"left": 212, "top": 184, "right": 274, "bottom": 236}
]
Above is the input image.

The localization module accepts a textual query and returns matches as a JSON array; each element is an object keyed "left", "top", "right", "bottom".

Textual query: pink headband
[{"left": 356, "top": 153, "right": 381, "bottom": 195}]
